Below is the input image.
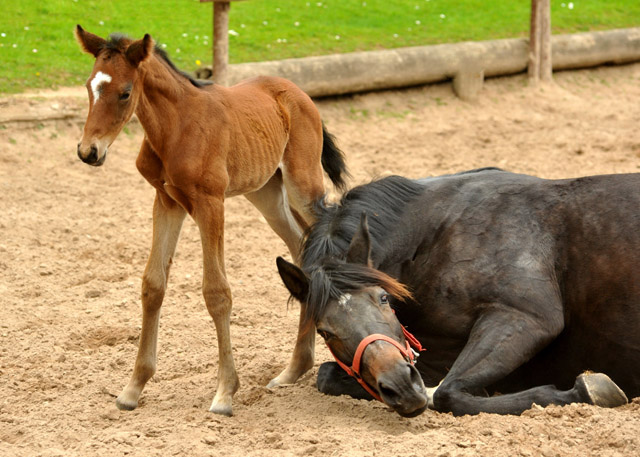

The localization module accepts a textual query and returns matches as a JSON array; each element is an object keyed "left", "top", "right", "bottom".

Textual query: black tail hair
[{"left": 321, "top": 124, "right": 350, "bottom": 192}]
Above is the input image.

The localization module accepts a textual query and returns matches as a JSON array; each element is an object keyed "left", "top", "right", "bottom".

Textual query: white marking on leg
[
  {"left": 425, "top": 380, "right": 444, "bottom": 409},
  {"left": 90, "top": 71, "right": 112, "bottom": 101}
]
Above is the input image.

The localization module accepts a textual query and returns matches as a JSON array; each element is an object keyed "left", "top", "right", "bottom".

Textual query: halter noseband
[{"left": 326, "top": 324, "right": 424, "bottom": 402}]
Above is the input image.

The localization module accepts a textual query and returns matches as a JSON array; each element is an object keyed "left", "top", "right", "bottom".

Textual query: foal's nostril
[{"left": 89, "top": 145, "right": 98, "bottom": 162}]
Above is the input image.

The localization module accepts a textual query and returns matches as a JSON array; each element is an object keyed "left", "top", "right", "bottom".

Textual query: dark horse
[{"left": 277, "top": 168, "right": 639, "bottom": 417}]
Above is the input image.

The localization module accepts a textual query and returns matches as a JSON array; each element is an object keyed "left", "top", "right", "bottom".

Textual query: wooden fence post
[
  {"left": 200, "top": 0, "right": 247, "bottom": 86},
  {"left": 528, "top": 0, "right": 552, "bottom": 82}
]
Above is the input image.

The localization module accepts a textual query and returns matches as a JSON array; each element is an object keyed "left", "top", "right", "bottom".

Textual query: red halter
[{"left": 326, "top": 325, "right": 424, "bottom": 402}]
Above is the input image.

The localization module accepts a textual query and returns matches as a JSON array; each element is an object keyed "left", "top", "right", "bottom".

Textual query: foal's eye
[
  {"left": 380, "top": 293, "right": 390, "bottom": 305},
  {"left": 119, "top": 91, "right": 131, "bottom": 101}
]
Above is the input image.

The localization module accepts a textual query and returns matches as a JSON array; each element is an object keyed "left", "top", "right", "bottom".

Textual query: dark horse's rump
[{"left": 277, "top": 168, "right": 640, "bottom": 416}]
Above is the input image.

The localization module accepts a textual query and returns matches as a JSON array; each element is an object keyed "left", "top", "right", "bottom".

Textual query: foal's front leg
[
  {"left": 116, "top": 194, "right": 186, "bottom": 410},
  {"left": 195, "top": 196, "right": 239, "bottom": 416}
]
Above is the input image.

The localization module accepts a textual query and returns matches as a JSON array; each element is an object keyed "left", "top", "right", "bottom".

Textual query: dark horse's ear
[
  {"left": 276, "top": 257, "right": 309, "bottom": 303},
  {"left": 75, "top": 25, "right": 106, "bottom": 58},
  {"left": 346, "top": 212, "right": 373, "bottom": 266},
  {"left": 125, "top": 34, "right": 154, "bottom": 68}
]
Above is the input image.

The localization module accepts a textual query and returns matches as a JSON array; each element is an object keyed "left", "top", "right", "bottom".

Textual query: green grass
[{"left": 1, "top": 0, "right": 639, "bottom": 94}]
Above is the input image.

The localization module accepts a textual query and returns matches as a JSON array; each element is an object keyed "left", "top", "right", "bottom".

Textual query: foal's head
[
  {"left": 277, "top": 215, "right": 428, "bottom": 417},
  {"left": 74, "top": 25, "right": 153, "bottom": 166}
]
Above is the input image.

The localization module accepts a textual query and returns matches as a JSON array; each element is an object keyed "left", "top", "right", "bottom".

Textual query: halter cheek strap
[{"left": 326, "top": 326, "right": 425, "bottom": 402}]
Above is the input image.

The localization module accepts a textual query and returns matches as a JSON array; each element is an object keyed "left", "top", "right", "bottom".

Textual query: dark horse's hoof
[
  {"left": 317, "top": 361, "right": 375, "bottom": 401},
  {"left": 575, "top": 372, "right": 628, "bottom": 408}
]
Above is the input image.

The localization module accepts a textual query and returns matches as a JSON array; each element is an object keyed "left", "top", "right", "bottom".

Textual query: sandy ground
[{"left": 1, "top": 63, "right": 640, "bottom": 457}]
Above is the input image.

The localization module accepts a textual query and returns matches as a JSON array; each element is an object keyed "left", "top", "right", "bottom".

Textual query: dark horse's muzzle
[{"left": 326, "top": 330, "right": 428, "bottom": 416}]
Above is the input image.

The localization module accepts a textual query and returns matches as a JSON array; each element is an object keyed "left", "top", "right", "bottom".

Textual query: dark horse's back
[{"left": 395, "top": 170, "right": 640, "bottom": 397}]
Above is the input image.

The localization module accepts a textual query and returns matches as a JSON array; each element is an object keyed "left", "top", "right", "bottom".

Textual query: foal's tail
[{"left": 321, "top": 123, "right": 350, "bottom": 192}]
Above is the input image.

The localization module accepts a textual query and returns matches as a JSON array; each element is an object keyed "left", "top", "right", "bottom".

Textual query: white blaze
[
  {"left": 90, "top": 71, "right": 112, "bottom": 102},
  {"left": 338, "top": 293, "right": 352, "bottom": 308}
]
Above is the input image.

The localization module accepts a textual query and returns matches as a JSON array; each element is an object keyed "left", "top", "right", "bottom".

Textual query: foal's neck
[{"left": 135, "top": 54, "right": 206, "bottom": 153}]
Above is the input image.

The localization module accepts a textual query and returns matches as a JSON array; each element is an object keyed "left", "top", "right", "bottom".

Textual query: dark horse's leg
[
  {"left": 317, "top": 362, "right": 375, "bottom": 401},
  {"left": 432, "top": 306, "right": 627, "bottom": 416}
]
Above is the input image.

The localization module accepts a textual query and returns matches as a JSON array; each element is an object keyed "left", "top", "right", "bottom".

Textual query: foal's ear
[
  {"left": 346, "top": 212, "right": 373, "bottom": 266},
  {"left": 276, "top": 257, "right": 309, "bottom": 303},
  {"left": 75, "top": 25, "right": 106, "bottom": 57},
  {"left": 126, "top": 34, "right": 154, "bottom": 67}
]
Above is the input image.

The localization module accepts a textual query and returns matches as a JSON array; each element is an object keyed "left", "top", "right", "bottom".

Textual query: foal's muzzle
[{"left": 77, "top": 143, "right": 106, "bottom": 166}]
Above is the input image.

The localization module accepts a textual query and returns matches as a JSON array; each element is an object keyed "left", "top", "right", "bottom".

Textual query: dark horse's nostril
[{"left": 377, "top": 381, "right": 398, "bottom": 402}]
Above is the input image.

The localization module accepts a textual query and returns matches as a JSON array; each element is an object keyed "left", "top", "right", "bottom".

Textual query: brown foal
[{"left": 75, "top": 26, "right": 349, "bottom": 416}]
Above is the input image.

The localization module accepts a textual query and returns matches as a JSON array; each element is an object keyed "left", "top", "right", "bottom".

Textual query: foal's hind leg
[
  {"left": 244, "top": 170, "right": 304, "bottom": 261},
  {"left": 116, "top": 193, "right": 186, "bottom": 410},
  {"left": 244, "top": 171, "right": 318, "bottom": 387},
  {"left": 267, "top": 136, "right": 328, "bottom": 387}
]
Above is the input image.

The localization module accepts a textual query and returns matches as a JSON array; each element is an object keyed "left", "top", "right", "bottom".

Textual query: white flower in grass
[
  {"left": 294, "top": 21, "right": 300, "bottom": 27},
  {"left": 362, "top": 2, "right": 367, "bottom": 6},
  {"left": 568, "top": 2, "right": 574, "bottom": 9},
  {"left": 1, "top": 33, "right": 5, "bottom": 37},
  {"left": 416, "top": 20, "right": 421, "bottom": 25},
  {"left": 335, "top": 35, "right": 341, "bottom": 40},
  {"left": 161, "top": 43, "right": 167, "bottom": 49},
  {"left": 32, "top": 48, "right": 38, "bottom": 53},
  {"left": 24, "top": 26, "right": 29, "bottom": 31},
  {"left": 241, "top": 24, "right": 246, "bottom": 28},
  {"left": 176, "top": 48, "right": 181, "bottom": 53},
  {"left": 393, "top": 33, "right": 399, "bottom": 38},
  {"left": 182, "top": 33, "right": 188, "bottom": 37},
  {"left": 263, "top": 21, "right": 268, "bottom": 25},
  {"left": 99, "top": 21, "right": 104, "bottom": 26},
  {"left": 440, "top": 14, "right": 446, "bottom": 19},
  {"left": 12, "top": 43, "right": 17, "bottom": 48},
  {"left": 229, "top": 30, "right": 239, "bottom": 37},
  {"left": 317, "top": 2, "right": 322, "bottom": 6},
  {"left": 415, "top": 5, "right": 420, "bottom": 9}
]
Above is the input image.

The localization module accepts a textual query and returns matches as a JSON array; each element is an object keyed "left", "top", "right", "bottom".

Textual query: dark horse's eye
[
  {"left": 380, "top": 293, "right": 389, "bottom": 305},
  {"left": 317, "top": 329, "right": 333, "bottom": 340},
  {"left": 119, "top": 91, "right": 131, "bottom": 101}
]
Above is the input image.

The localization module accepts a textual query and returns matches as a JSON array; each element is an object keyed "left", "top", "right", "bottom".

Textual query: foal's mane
[
  {"left": 105, "top": 33, "right": 211, "bottom": 89},
  {"left": 300, "top": 175, "right": 425, "bottom": 324}
]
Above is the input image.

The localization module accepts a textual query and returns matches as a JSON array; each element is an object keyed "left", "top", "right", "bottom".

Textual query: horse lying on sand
[
  {"left": 74, "top": 26, "right": 349, "bottom": 416},
  {"left": 277, "top": 168, "right": 638, "bottom": 417}
]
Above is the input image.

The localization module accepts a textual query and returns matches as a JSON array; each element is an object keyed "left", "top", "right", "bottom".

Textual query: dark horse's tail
[{"left": 321, "top": 123, "right": 350, "bottom": 192}]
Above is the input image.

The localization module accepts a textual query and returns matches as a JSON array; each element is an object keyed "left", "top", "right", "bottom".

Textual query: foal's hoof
[
  {"left": 115, "top": 396, "right": 138, "bottom": 411},
  {"left": 576, "top": 372, "right": 628, "bottom": 408},
  {"left": 209, "top": 403, "right": 233, "bottom": 417}
]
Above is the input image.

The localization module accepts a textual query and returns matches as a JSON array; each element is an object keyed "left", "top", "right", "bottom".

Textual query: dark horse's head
[{"left": 277, "top": 212, "right": 428, "bottom": 417}]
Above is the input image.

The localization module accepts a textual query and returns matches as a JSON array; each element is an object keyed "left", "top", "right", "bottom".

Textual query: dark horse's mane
[
  {"left": 300, "top": 175, "right": 426, "bottom": 324},
  {"left": 299, "top": 168, "right": 504, "bottom": 324},
  {"left": 105, "top": 33, "right": 212, "bottom": 89}
]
